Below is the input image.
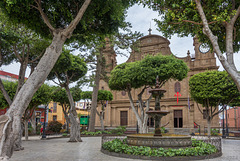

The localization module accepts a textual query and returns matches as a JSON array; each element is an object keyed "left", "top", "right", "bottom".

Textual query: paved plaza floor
[{"left": 9, "top": 136, "right": 240, "bottom": 161}]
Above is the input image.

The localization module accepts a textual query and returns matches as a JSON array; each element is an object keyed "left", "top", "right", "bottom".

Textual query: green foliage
[
  {"left": 0, "top": 81, "right": 18, "bottom": 108},
  {"left": 0, "top": 81, "right": 51, "bottom": 109},
  {"left": 51, "top": 87, "right": 69, "bottom": 105},
  {"left": 81, "top": 90, "right": 113, "bottom": 102},
  {"left": 0, "top": 0, "right": 134, "bottom": 43},
  {"left": 211, "top": 129, "right": 220, "bottom": 136},
  {"left": 81, "top": 130, "right": 112, "bottom": 136},
  {"left": 97, "top": 90, "right": 113, "bottom": 102},
  {"left": 110, "top": 126, "right": 126, "bottom": 135},
  {"left": 189, "top": 71, "right": 239, "bottom": 107},
  {"left": 48, "top": 49, "right": 87, "bottom": 84},
  {"left": 0, "top": 10, "right": 50, "bottom": 67},
  {"left": 141, "top": 0, "right": 240, "bottom": 53},
  {"left": 81, "top": 91, "right": 92, "bottom": 100},
  {"left": 109, "top": 54, "right": 188, "bottom": 91},
  {"left": 47, "top": 121, "right": 63, "bottom": 133},
  {"left": 28, "top": 84, "right": 52, "bottom": 108},
  {"left": 102, "top": 138, "right": 218, "bottom": 157}
]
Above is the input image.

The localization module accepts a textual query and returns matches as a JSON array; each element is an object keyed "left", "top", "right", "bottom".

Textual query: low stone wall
[
  {"left": 127, "top": 134, "right": 192, "bottom": 148},
  {"left": 101, "top": 135, "right": 222, "bottom": 160},
  {"left": 101, "top": 149, "right": 222, "bottom": 161}
]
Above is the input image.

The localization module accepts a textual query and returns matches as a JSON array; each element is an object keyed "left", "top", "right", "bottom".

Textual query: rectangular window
[
  {"left": 53, "top": 115, "right": 57, "bottom": 121},
  {"left": 53, "top": 102, "right": 57, "bottom": 113},
  {"left": 174, "top": 110, "right": 183, "bottom": 128},
  {"left": 120, "top": 111, "right": 128, "bottom": 126}
]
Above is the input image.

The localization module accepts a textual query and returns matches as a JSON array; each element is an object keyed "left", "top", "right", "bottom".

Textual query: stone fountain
[{"left": 127, "top": 76, "right": 192, "bottom": 148}]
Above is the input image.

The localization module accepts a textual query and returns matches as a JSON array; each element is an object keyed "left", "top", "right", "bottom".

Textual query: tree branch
[
  {"left": 32, "top": 0, "right": 55, "bottom": 31},
  {"left": 170, "top": 19, "right": 217, "bottom": 25},
  {"left": 0, "top": 79, "right": 12, "bottom": 105},
  {"left": 196, "top": 103, "right": 203, "bottom": 115},
  {"left": 63, "top": 0, "right": 91, "bottom": 38},
  {"left": 13, "top": 45, "right": 22, "bottom": 62},
  {"left": 230, "top": 5, "right": 240, "bottom": 25}
]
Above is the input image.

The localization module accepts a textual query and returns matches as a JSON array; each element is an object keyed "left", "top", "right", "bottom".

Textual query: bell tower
[
  {"left": 191, "top": 36, "right": 218, "bottom": 70},
  {"left": 102, "top": 38, "right": 117, "bottom": 74}
]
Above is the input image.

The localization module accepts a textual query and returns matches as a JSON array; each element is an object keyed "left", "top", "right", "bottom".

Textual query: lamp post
[
  {"left": 225, "top": 106, "right": 229, "bottom": 137},
  {"left": 41, "top": 104, "right": 47, "bottom": 139},
  {"left": 222, "top": 105, "right": 226, "bottom": 138},
  {"left": 136, "top": 100, "right": 139, "bottom": 134}
]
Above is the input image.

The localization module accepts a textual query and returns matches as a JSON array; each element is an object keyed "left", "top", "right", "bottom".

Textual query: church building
[{"left": 96, "top": 32, "right": 219, "bottom": 134}]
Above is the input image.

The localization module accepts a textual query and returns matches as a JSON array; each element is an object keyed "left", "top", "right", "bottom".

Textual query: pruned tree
[
  {"left": 51, "top": 86, "right": 82, "bottom": 134},
  {"left": 189, "top": 70, "right": 240, "bottom": 137},
  {"left": 48, "top": 49, "right": 87, "bottom": 142},
  {"left": 81, "top": 90, "right": 113, "bottom": 131},
  {"left": 141, "top": 0, "right": 240, "bottom": 92},
  {"left": 109, "top": 54, "right": 188, "bottom": 133}
]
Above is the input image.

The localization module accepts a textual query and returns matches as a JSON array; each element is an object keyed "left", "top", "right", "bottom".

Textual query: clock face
[{"left": 199, "top": 43, "right": 210, "bottom": 54}]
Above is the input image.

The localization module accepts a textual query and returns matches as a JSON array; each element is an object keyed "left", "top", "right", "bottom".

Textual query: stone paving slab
[{"left": 9, "top": 137, "right": 240, "bottom": 161}]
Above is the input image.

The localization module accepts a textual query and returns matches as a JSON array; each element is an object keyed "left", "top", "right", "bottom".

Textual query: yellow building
[
  {"left": 48, "top": 101, "right": 90, "bottom": 125},
  {"left": 48, "top": 102, "right": 66, "bottom": 125}
]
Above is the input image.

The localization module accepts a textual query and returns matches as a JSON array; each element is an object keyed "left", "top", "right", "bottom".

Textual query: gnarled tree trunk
[
  {"left": 30, "top": 112, "right": 36, "bottom": 135},
  {"left": 89, "top": 51, "right": 102, "bottom": 132},
  {"left": 65, "top": 85, "right": 82, "bottom": 142},
  {"left": 0, "top": 33, "right": 66, "bottom": 160},
  {"left": 24, "top": 120, "right": 28, "bottom": 141},
  {"left": 0, "top": 0, "right": 91, "bottom": 159}
]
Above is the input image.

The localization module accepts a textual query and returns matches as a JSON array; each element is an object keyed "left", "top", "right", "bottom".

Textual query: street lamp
[
  {"left": 225, "top": 106, "right": 229, "bottom": 137},
  {"left": 41, "top": 104, "right": 47, "bottom": 139},
  {"left": 222, "top": 104, "right": 226, "bottom": 138},
  {"left": 136, "top": 100, "right": 139, "bottom": 134}
]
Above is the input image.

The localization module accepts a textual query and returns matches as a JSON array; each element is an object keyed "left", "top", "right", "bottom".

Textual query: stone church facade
[{"left": 96, "top": 33, "right": 219, "bottom": 134}]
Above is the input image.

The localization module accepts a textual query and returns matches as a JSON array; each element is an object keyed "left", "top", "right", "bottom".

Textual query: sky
[{"left": 1, "top": 4, "right": 239, "bottom": 80}]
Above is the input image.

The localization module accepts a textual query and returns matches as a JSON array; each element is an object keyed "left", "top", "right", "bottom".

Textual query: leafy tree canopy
[
  {"left": 0, "top": 81, "right": 52, "bottom": 109},
  {"left": 48, "top": 49, "right": 87, "bottom": 84},
  {"left": 0, "top": 81, "right": 17, "bottom": 108},
  {"left": 189, "top": 70, "right": 240, "bottom": 107},
  {"left": 141, "top": 0, "right": 240, "bottom": 53},
  {"left": 28, "top": 84, "right": 52, "bottom": 108},
  {"left": 81, "top": 90, "right": 113, "bottom": 102},
  {"left": 51, "top": 86, "right": 82, "bottom": 105},
  {"left": 109, "top": 54, "right": 188, "bottom": 91},
  {"left": 0, "top": 0, "right": 135, "bottom": 43}
]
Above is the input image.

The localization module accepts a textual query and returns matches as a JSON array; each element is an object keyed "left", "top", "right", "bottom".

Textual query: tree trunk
[
  {"left": 0, "top": 33, "right": 66, "bottom": 160},
  {"left": 207, "top": 118, "right": 211, "bottom": 137},
  {"left": 0, "top": 0, "right": 91, "bottom": 157},
  {"left": 195, "top": 0, "right": 240, "bottom": 92},
  {"left": 31, "top": 112, "right": 36, "bottom": 135},
  {"left": 24, "top": 120, "right": 28, "bottom": 141},
  {"left": 65, "top": 85, "right": 82, "bottom": 142},
  {"left": 61, "top": 105, "right": 70, "bottom": 133},
  {"left": 89, "top": 52, "right": 102, "bottom": 132},
  {"left": 15, "top": 61, "right": 27, "bottom": 96},
  {"left": 13, "top": 122, "right": 24, "bottom": 151},
  {"left": 100, "top": 114, "right": 104, "bottom": 131}
]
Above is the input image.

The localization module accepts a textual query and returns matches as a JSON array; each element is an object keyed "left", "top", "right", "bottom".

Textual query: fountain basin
[
  {"left": 146, "top": 110, "right": 170, "bottom": 117},
  {"left": 127, "top": 134, "right": 192, "bottom": 148}
]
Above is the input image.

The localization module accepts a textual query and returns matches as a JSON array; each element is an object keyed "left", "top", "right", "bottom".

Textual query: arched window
[
  {"left": 121, "top": 91, "right": 126, "bottom": 96},
  {"left": 174, "top": 82, "right": 181, "bottom": 93}
]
